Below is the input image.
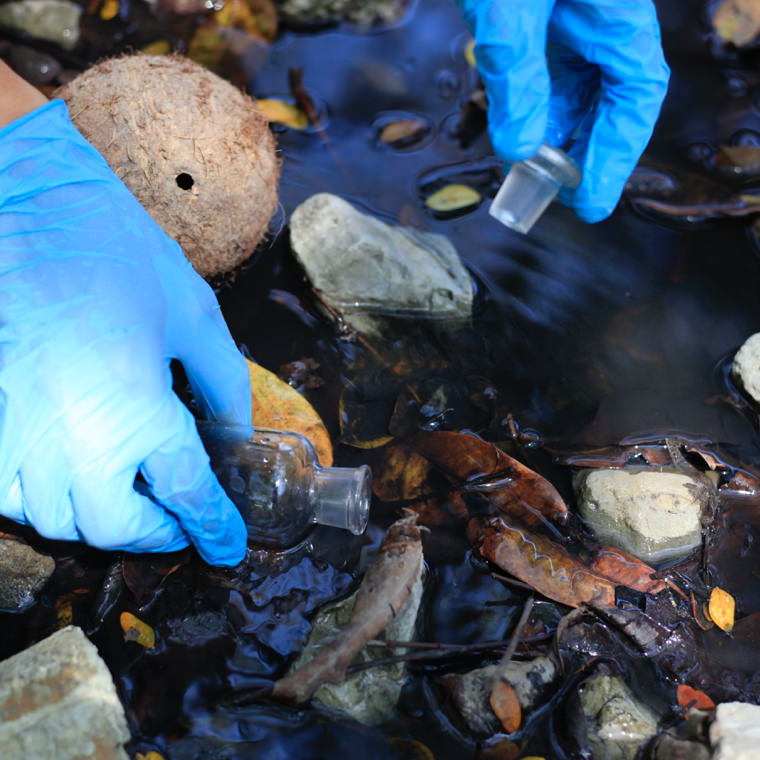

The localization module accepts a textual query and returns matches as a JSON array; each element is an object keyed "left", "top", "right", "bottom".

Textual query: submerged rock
[
  {"left": 0, "top": 537, "right": 54, "bottom": 612},
  {"left": 0, "top": 626, "right": 130, "bottom": 759},
  {"left": 710, "top": 702, "right": 760, "bottom": 760},
  {"left": 574, "top": 467, "right": 708, "bottom": 564},
  {"left": 274, "top": 0, "right": 409, "bottom": 27},
  {"left": 0, "top": 0, "right": 81, "bottom": 50},
  {"left": 289, "top": 193, "right": 474, "bottom": 336},
  {"left": 285, "top": 555, "right": 424, "bottom": 725},
  {"left": 579, "top": 674, "right": 660, "bottom": 760},
  {"left": 733, "top": 332, "right": 760, "bottom": 404}
]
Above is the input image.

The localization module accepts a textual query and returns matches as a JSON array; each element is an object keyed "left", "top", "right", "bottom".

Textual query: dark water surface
[{"left": 5, "top": 0, "right": 760, "bottom": 757}]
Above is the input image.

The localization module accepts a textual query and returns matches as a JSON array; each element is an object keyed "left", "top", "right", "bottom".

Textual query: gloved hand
[
  {"left": 0, "top": 99, "right": 252, "bottom": 565},
  {"left": 458, "top": 0, "right": 670, "bottom": 222}
]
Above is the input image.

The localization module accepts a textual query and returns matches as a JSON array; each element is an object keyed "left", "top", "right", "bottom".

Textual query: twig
[{"left": 494, "top": 595, "right": 534, "bottom": 678}]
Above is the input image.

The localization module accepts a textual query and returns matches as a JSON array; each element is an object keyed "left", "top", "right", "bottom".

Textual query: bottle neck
[{"left": 312, "top": 464, "right": 371, "bottom": 535}]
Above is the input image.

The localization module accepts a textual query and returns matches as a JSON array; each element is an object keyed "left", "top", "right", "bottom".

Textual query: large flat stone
[
  {"left": 710, "top": 702, "right": 760, "bottom": 760},
  {"left": 0, "top": 626, "right": 130, "bottom": 759}
]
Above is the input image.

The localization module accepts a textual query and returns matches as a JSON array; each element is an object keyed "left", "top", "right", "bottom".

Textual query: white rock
[
  {"left": 733, "top": 333, "right": 760, "bottom": 404},
  {"left": 574, "top": 467, "right": 706, "bottom": 564},
  {"left": 710, "top": 702, "right": 760, "bottom": 760},
  {"left": 580, "top": 674, "right": 660, "bottom": 760},
  {"left": 0, "top": 626, "right": 130, "bottom": 759},
  {"left": 0, "top": 0, "right": 81, "bottom": 50},
  {"left": 289, "top": 193, "right": 473, "bottom": 336}
]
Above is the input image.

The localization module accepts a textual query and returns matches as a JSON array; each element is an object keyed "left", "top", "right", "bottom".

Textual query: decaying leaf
[
  {"left": 273, "top": 512, "right": 424, "bottom": 703},
  {"left": 676, "top": 684, "right": 715, "bottom": 710},
  {"left": 707, "top": 587, "right": 735, "bottom": 632},
  {"left": 100, "top": 0, "right": 119, "bottom": 20},
  {"left": 214, "top": 0, "right": 278, "bottom": 42},
  {"left": 717, "top": 145, "right": 760, "bottom": 176},
  {"left": 712, "top": 0, "right": 760, "bottom": 47},
  {"left": 248, "top": 358, "right": 333, "bottom": 466},
  {"left": 464, "top": 38, "right": 476, "bottom": 67},
  {"left": 142, "top": 40, "right": 171, "bottom": 55},
  {"left": 136, "top": 753, "right": 167, "bottom": 760},
  {"left": 425, "top": 184, "right": 481, "bottom": 212},
  {"left": 256, "top": 98, "right": 309, "bottom": 129},
  {"left": 380, "top": 119, "right": 428, "bottom": 145},
  {"left": 476, "top": 516, "right": 617, "bottom": 608},
  {"left": 386, "top": 738, "right": 435, "bottom": 760},
  {"left": 120, "top": 611, "right": 156, "bottom": 648},
  {"left": 489, "top": 679, "right": 522, "bottom": 733},
  {"left": 588, "top": 545, "right": 666, "bottom": 595}
]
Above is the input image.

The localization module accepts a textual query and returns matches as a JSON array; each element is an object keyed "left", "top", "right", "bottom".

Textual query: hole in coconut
[{"left": 176, "top": 172, "right": 194, "bottom": 190}]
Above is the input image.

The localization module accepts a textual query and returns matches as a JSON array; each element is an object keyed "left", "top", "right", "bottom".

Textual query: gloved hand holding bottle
[
  {"left": 457, "top": 0, "right": 670, "bottom": 222},
  {"left": 0, "top": 62, "right": 251, "bottom": 566}
]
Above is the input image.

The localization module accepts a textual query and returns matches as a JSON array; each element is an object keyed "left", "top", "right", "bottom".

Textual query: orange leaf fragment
[
  {"left": 136, "top": 753, "right": 167, "bottom": 760},
  {"left": 589, "top": 545, "right": 665, "bottom": 594},
  {"left": 677, "top": 684, "right": 715, "bottom": 710},
  {"left": 248, "top": 359, "right": 333, "bottom": 466},
  {"left": 489, "top": 679, "right": 522, "bottom": 734},
  {"left": 708, "top": 587, "right": 735, "bottom": 632},
  {"left": 120, "top": 611, "right": 156, "bottom": 648}
]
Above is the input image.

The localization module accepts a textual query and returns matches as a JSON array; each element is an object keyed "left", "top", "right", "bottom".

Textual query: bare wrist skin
[{"left": 0, "top": 59, "right": 48, "bottom": 129}]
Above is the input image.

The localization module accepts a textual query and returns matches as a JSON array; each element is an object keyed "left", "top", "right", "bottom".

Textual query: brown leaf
[
  {"left": 588, "top": 545, "right": 665, "bottom": 594},
  {"left": 248, "top": 359, "right": 333, "bottom": 466},
  {"left": 489, "top": 679, "right": 522, "bottom": 734},
  {"left": 411, "top": 431, "right": 569, "bottom": 528},
  {"left": 476, "top": 516, "right": 617, "bottom": 608}
]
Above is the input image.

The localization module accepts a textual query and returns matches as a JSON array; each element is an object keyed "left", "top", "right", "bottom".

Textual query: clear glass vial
[
  {"left": 198, "top": 422, "right": 371, "bottom": 548},
  {"left": 489, "top": 143, "right": 581, "bottom": 234}
]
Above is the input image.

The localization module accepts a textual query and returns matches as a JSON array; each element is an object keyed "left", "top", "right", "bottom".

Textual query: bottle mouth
[{"left": 314, "top": 464, "right": 372, "bottom": 535}]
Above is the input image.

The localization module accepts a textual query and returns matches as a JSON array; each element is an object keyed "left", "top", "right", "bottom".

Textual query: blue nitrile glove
[
  {"left": 458, "top": 0, "right": 670, "bottom": 222},
  {"left": 0, "top": 99, "right": 252, "bottom": 565}
]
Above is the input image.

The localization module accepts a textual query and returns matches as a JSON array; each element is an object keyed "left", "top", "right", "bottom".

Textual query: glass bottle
[{"left": 197, "top": 422, "right": 371, "bottom": 549}]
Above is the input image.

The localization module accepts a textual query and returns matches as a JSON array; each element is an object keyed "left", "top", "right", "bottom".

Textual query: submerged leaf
[
  {"left": 120, "top": 611, "right": 156, "bottom": 648},
  {"left": 214, "top": 0, "right": 278, "bottom": 42},
  {"left": 248, "top": 359, "right": 333, "bottom": 466},
  {"left": 712, "top": 0, "right": 760, "bottom": 47},
  {"left": 676, "top": 684, "right": 715, "bottom": 710},
  {"left": 380, "top": 119, "right": 428, "bottom": 145},
  {"left": 588, "top": 545, "right": 666, "bottom": 595},
  {"left": 464, "top": 38, "right": 476, "bottom": 67},
  {"left": 425, "top": 184, "right": 481, "bottom": 212},
  {"left": 707, "top": 587, "right": 735, "bottom": 632},
  {"left": 489, "top": 679, "right": 521, "bottom": 734},
  {"left": 256, "top": 98, "right": 309, "bottom": 129}
]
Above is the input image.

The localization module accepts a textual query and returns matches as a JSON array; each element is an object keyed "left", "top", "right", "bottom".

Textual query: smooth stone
[
  {"left": 579, "top": 674, "right": 659, "bottom": 760},
  {"left": 0, "top": 537, "right": 55, "bottom": 612},
  {"left": 710, "top": 702, "right": 760, "bottom": 760},
  {"left": 574, "top": 467, "right": 707, "bottom": 564},
  {"left": 733, "top": 332, "right": 760, "bottom": 403},
  {"left": 289, "top": 193, "right": 473, "bottom": 336},
  {"left": 0, "top": 0, "right": 81, "bottom": 50},
  {"left": 0, "top": 626, "right": 130, "bottom": 759},
  {"left": 286, "top": 557, "right": 424, "bottom": 725}
]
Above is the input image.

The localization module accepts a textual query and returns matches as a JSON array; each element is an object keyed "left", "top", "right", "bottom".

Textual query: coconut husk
[{"left": 56, "top": 53, "right": 280, "bottom": 279}]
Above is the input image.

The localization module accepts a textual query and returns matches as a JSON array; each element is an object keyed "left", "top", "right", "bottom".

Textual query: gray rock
[
  {"left": 0, "top": 626, "right": 130, "bottom": 759},
  {"left": 710, "top": 702, "right": 760, "bottom": 760},
  {"left": 289, "top": 193, "right": 473, "bottom": 336},
  {"left": 733, "top": 332, "right": 760, "bottom": 404},
  {"left": 439, "top": 656, "right": 557, "bottom": 737},
  {"left": 579, "top": 674, "right": 660, "bottom": 760},
  {"left": 0, "top": 0, "right": 81, "bottom": 50},
  {"left": 286, "top": 557, "right": 424, "bottom": 725},
  {"left": 574, "top": 467, "right": 708, "bottom": 564},
  {"left": 0, "top": 537, "right": 55, "bottom": 612},
  {"left": 274, "top": 0, "right": 409, "bottom": 27},
  {"left": 651, "top": 731, "right": 710, "bottom": 760}
]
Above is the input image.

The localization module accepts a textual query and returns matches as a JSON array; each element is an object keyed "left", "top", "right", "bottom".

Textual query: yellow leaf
[
  {"left": 136, "top": 753, "right": 167, "bottom": 760},
  {"left": 248, "top": 359, "right": 333, "bottom": 466},
  {"left": 142, "top": 40, "right": 171, "bottom": 55},
  {"left": 214, "top": 0, "right": 278, "bottom": 42},
  {"left": 120, "top": 611, "right": 156, "bottom": 648},
  {"left": 712, "top": 0, "right": 760, "bottom": 46},
  {"left": 425, "top": 184, "right": 481, "bottom": 212},
  {"left": 55, "top": 599, "right": 73, "bottom": 629},
  {"left": 100, "top": 0, "right": 119, "bottom": 20},
  {"left": 256, "top": 99, "right": 309, "bottom": 130},
  {"left": 187, "top": 25, "right": 229, "bottom": 73},
  {"left": 708, "top": 587, "right": 735, "bottom": 632},
  {"left": 379, "top": 119, "right": 428, "bottom": 145},
  {"left": 464, "top": 38, "right": 476, "bottom": 67}
]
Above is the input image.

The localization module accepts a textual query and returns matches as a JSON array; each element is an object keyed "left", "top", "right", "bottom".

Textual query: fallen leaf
[
  {"left": 55, "top": 598, "right": 73, "bottom": 629},
  {"left": 464, "top": 38, "right": 476, "bottom": 67},
  {"left": 100, "top": 0, "right": 119, "bottom": 20},
  {"left": 489, "top": 679, "right": 521, "bottom": 733},
  {"left": 712, "top": 0, "right": 760, "bottom": 46},
  {"left": 142, "top": 40, "right": 171, "bottom": 55},
  {"left": 380, "top": 119, "right": 428, "bottom": 145},
  {"left": 120, "top": 611, "right": 156, "bottom": 648},
  {"left": 136, "top": 753, "right": 167, "bottom": 760},
  {"left": 588, "top": 545, "right": 666, "bottom": 594},
  {"left": 248, "top": 358, "right": 333, "bottom": 466},
  {"left": 425, "top": 184, "right": 481, "bottom": 212},
  {"left": 411, "top": 431, "right": 569, "bottom": 528},
  {"left": 214, "top": 0, "right": 278, "bottom": 42},
  {"left": 475, "top": 516, "right": 617, "bottom": 608},
  {"left": 677, "top": 683, "right": 715, "bottom": 710},
  {"left": 707, "top": 587, "right": 735, "bottom": 632},
  {"left": 256, "top": 98, "right": 309, "bottom": 129}
]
